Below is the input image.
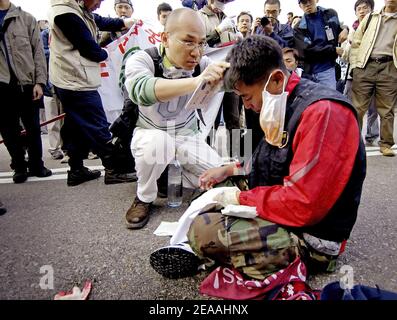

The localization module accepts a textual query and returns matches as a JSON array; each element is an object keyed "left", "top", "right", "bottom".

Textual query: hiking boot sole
[
  {"left": 125, "top": 212, "right": 150, "bottom": 229},
  {"left": 150, "top": 246, "right": 201, "bottom": 279}
]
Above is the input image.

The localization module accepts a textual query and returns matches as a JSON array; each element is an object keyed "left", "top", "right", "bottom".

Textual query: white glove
[
  {"left": 123, "top": 17, "right": 138, "bottom": 30},
  {"left": 213, "top": 187, "right": 239, "bottom": 208},
  {"left": 54, "top": 281, "right": 92, "bottom": 300},
  {"left": 216, "top": 17, "right": 235, "bottom": 33},
  {"left": 221, "top": 205, "right": 257, "bottom": 219}
]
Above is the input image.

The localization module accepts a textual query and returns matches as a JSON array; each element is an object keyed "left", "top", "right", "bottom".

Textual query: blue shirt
[
  {"left": 306, "top": 10, "right": 334, "bottom": 74},
  {"left": 0, "top": 9, "right": 7, "bottom": 27}
]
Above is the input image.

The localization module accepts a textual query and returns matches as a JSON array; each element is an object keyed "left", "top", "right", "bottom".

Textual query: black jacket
[{"left": 293, "top": 7, "right": 342, "bottom": 75}]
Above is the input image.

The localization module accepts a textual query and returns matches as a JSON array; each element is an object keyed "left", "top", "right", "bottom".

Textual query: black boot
[
  {"left": 67, "top": 167, "right": 101, "bottom": 186},
  {"left": 104, "top": 169, "right": 136, "bottom": 185},
  {"left": 13, "top": 168, "right": 28, "bottom": 184}
]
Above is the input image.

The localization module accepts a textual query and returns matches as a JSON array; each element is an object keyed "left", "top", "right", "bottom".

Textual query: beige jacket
[
  {"left": 49, "top": 0, "right": 101, "bottom": 91},
  {"left": 350, "top": 8, "right": 397, "bottom": 70},
  {"left": 199, "top": 5, "right": 237, "bottom": 46},
  {"left": 0, "top": 3, "right": 47, "bottom": 86}
]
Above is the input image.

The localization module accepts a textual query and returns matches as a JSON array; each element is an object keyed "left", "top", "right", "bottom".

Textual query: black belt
[{"left": 368, "top": 56, "right": 393, "bottom": 63}]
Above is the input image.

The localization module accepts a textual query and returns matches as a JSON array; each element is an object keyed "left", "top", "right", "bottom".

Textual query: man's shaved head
[{"left": 164, "top": 7, "right": 205, "bottom": 34}]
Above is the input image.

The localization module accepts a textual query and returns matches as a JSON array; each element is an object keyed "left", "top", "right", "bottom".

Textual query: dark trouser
[
  {"left": 55, "top": 87, "right": 114, "bottom": 171},
  {"left": 214, "top": 92, "right": 241, "bottom": 158},
  {"left": 352, "top": 61, "right": 396, "bottom": 148},
  {"left": 0, "top": 82, "right": 44, "bottom": 171},
  {"left": 344, "top": 79, "right": 379, "bottom": 143},
  {"left": 244, "top": 107, "right": 264, "bottom": 152}
]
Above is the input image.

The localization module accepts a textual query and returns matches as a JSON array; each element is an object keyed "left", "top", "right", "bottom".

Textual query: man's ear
[
  {"left": 161, "top": 32, "right": 169, "bottom": 48},
  {"left": 269, "top": 69, "right": 285, "bottom": 93}
]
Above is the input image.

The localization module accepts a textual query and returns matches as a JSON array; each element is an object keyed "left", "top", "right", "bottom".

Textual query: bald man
[{"left": 123, "top": 8, "right": 229, "bottom": 230}]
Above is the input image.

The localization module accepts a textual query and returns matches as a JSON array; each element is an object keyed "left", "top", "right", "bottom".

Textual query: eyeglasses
[{"left": 173, "top": 38, "right": 208, "bottom": 52}]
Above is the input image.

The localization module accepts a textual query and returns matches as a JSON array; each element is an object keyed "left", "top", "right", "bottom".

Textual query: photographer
[{"left": 259, "top": 16, "right": 287, "bottom": 48}]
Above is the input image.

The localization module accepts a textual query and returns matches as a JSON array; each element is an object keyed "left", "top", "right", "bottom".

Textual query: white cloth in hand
[
  {"left": 170, "top": 187, "right": 236, "bottom": 246},
  {"left": 221, "top": 205, "right": 257, "bottom": 219},
  {"left": 213, "top": 187, "right": 239, "bottom": 208},
  {"left": 217, "top": 17, "right": 235, "bottom": 33}
]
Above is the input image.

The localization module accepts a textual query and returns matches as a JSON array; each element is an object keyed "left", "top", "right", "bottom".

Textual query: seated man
[
  {"left": 124, "top": 8, "right": 228, "bottom": 229},
  {"left": 150, "top": 35, "right": 366, "bottom": 280}
]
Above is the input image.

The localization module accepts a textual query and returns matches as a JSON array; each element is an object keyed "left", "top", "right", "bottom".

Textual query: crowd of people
[{"left": 1, "top": 0, "right": 396, "bottom": 294}]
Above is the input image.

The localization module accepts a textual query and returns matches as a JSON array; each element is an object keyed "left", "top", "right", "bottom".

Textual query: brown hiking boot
[
  {"left": 380, "top": 147, "right": 395, "bottom": 157},
  {"left": 125, "top": 198, "right": 152, "bottom": 229}
]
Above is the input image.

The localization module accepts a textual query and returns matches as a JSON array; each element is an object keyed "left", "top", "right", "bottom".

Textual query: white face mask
[
  {"left": 259, "top": 72, "right": 288, "bottom": 148},
  {"left": 161, "top": 64, "right": 195, "bottom": 79}
]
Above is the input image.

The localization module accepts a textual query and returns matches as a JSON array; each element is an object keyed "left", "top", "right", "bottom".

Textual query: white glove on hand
[
  {"left": 123, "top": 17, "right": 138, "bottom": 30},
  {"left": 221, "top": 205, "right": 257, "bottom": 219},
  {"left": 216, "top": 17, "right": 235, "bottom": 33},
  {"left": 213, "top": 187, "right": 239, "bottom": 208}
]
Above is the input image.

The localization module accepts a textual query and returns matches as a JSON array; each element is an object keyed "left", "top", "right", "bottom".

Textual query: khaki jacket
[
  {"left": 49, "top": 0, "right": 101, "bottom": 91},
  {"left": 350, "top": 8, "right": 397, "bottom": 70},
  {"left": 199, "top": 5, "right": 237, "bottom": 47},
  {"left": 0, "top": 3, "right": 47, "bottom": 86}
]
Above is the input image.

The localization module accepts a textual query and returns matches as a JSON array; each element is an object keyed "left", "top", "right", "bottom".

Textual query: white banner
[{"left": 98, "top": 20, "right": 233, "bottom": 139}]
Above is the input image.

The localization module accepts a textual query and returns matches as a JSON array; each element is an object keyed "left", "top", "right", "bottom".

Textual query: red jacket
[{"left": 239, "top": 74, "right": 360, "bottom": 227}]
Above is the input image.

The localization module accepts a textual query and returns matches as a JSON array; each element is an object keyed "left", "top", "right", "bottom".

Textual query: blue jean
[
  {"left": 55, "top": 87, "right": 113, "bottom": 170},
  {"left": 313, "top": 67, "right": 336, "bottom": 90}
]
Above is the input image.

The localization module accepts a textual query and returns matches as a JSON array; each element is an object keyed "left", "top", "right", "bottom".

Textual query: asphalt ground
[{"left": 0, "top": 125, "right": 396, "bottom": 300}]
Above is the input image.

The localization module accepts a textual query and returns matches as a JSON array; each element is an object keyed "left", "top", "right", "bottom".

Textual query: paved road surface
[{"left": 0, "top": 128, "right": 396, "bottom": 299}]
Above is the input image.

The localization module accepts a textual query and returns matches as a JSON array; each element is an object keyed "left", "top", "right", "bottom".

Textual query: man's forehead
[{"left": 265, "top": 4, "right": 280, "bottom": 11}]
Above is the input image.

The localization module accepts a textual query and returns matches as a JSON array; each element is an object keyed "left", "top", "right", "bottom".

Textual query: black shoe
[
  {"left": 0, "top": 201, "right": 7, "bottom": 215},
  {"left": 28, "top": 167, "right": 52, "bottom": 178},
  {"left": 104, "top": 169, "right": 137, "bottom": 185},
  {"left": 13, "top": 169, "right": 28, "bottom": 184},
  {"left": 157, "top": 166, "right": 168, "bottom": 198},
  {"left": 150, "top": 244, "right": 201, "bottom": 279},
  {"left": 67, "top": 167, "right": 101, "bottom": 186}
]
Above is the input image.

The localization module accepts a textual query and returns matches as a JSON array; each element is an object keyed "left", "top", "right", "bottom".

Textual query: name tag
[{"left": 325, "top": 26, "right": 335, "bottom": 41}]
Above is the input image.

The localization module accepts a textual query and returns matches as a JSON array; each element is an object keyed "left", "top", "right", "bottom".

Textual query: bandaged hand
[
  {"left": 216, "top": 17, "right": 235, "bottom": 33},
  {"left": 212, "top": 187, "right": 240, "bottom": 208},
  {"left": 221, "top": 205, "right": 257, "bottom": 219}
]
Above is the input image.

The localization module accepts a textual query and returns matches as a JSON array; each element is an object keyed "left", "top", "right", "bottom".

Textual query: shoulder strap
[{"left": 144, "top": 47, "right": 163, "bottom": 77}]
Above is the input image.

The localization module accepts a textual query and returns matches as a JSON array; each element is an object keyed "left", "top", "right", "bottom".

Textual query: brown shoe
[
  {"left": 380, "top": 147, "right": 396, "bottom": 157},
  {"left": 125, "top": 198, "right": 152, "bottom": 229}
]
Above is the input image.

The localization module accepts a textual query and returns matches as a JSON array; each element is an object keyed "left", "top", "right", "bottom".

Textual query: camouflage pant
[
  {"left": 187, "top": 211, "right": 297, "bottom": 280},
  {"left": 187, "top": 212, "right": 339, "bottom": 280}
]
